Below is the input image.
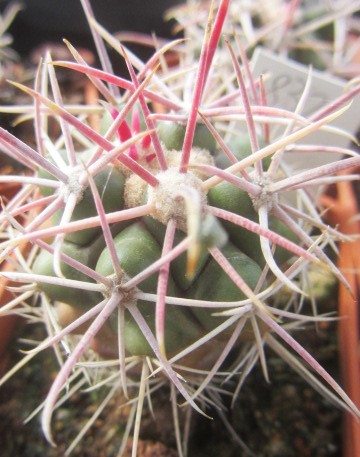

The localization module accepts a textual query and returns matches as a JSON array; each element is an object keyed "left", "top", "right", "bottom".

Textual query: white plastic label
[{"left": 251, "top": 48, "right": 360, "bottom": 169}]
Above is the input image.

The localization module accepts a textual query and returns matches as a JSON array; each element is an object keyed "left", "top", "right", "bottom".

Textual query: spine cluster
[{"left": 0, "top": 1, "right": 359, "bottom": 455}]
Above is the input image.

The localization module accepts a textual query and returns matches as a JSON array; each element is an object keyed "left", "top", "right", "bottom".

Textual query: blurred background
[{"left": 0, "top": 0, "right": 185, "bottom": 63}]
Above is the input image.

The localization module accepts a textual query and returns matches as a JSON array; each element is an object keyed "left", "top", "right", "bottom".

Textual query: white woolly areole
[
  {"left": 60, "top": 167, "right": 85, "bottom": 202},
  {"left": 147, "top": 168, "right": 206, "bottom": 230},
  {"left": 124, "top": 173, "right": 147, "bottom": 208}
]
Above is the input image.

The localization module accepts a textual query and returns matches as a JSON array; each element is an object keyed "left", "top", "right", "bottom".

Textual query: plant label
[{"left": 251, "top": 47, "right": 360, "bottom": 170}]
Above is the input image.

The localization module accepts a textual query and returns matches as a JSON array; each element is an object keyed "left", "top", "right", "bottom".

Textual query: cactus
[{"left": 0, "top": 0, "right": 360, "bottom": 455}]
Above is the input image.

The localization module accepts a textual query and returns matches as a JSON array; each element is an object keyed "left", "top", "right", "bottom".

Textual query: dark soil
[{"left": 0, "top": 318, "right": 342, "bottom": 457}]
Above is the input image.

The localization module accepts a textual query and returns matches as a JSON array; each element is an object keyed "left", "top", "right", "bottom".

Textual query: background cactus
[{"left": 0, "top": 0, "right": 360, "bottom": 455}]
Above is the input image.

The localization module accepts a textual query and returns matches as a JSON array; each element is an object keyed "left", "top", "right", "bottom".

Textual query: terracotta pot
[{"left": 321, "top": 166, "right": 360, "bottom": 457}]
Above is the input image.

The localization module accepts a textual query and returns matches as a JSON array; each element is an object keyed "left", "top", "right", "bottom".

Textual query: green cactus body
[
  {"left": 33, "top": 121, "right": 295, "bottom": 358},
  {"left": 187, "top": 243, "right": 264, "bottom": 332},
  {"left": 38, "top": 148, "right": 126, "bottom": 244},
  {"left": 62, "top": 166, "right": 126, "bottom": 245},
  {"left": 41, "top": 163, "right": 126, "bottom": 245},
  {"left": 37, "top": 149, "right": 94, "bottom": 197},
  {"left": 143, "top": 215, "right": 211, "bottom": 291},
  {"left": 208, "top": 180, "right": 297, "bottom": 266},
  {"left": 214, "top": 132, "right": 270, "bottom": 170},
  {"left": 158, "top": 120, "right": 217, "bottom": 154},
  {"left": 207, "top": 180, "right": 263, "bottom": 263},
  {"left": 32, "top": 236, "right": 105, "bottom": 308},
  {"left": 95, "top": 222, "right": 203, "bottom": 356}
]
